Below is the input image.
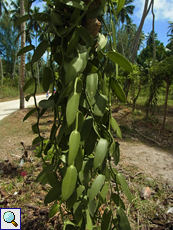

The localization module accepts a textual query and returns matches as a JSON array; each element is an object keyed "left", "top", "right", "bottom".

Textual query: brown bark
[
  {"left": 0, "top": 55, "right": 3, "bottom": 86},
  {"left": 152, "top": 0, "right": 156, "bottom": 62},
  {"left": 83, "top": 0, "right": 101, "bottom": 38},
  {"left": 162, "top": 78, "right": 169, "bottom": 129},
  {"left": 20, "top": 0, "right": 25, "bottom": 109},
  {"left": 128, "top": 0, "right": 153, "bottom": 62},
  {"left": 132, "top": 78, "right": 142, "bottom": 111}
]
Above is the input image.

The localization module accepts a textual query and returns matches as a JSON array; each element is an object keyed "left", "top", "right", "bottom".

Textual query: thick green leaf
[
  {"left": 14, "top": 15, "right": 30, "bottom": 27},
  {"left": 75, "top": 77, "right": 83, "bottom": 94},
  {"left": 25, "top": 94, "right": 32, "bottom": 102},
  {"left": 50, "top": 123, "right": 57, "bottom": 141},
  {"left": 23, "top": 78, "right": 35, "bottom": 92},
  {"left": 116, "top": 0, "right": 126, "bottom": 14},
  {"left": 86, "top": 209, "right": 93, "bottom": 230},
  {"left": 88, "top": 174, "right": 105, "bottom": 202},
  {"left": 111, "top": 193, "right": 125, "bottom": 210},
  {"left": 66, "top": 29, "right": 79, "bottom": 55},
  {"left": 101, "top": 208, "right": 112, "bottom": 230},
  {"left": 66, "top": 93, "right": 80, "bottom": 126},
  {"left": 32, "top": 123, "right": 39, "bottom": 134},
  {"left": 110, "top": 116, "right": 122, "bottom": 139},
  {"left": 58, "top": 81, "right": 73, "bottom": 104},
  {"left": 66, "top": 185, "right": 85, "bottom": 209},
  {"left": 24, "top": 0, "right": 32, "bottom": 12},
  {"left": 42, "top": 67, "right": 52, "bottom": 92},
  {"left": 48, "top": 203, "right": 60, "bottom": 218},
  {"left": 68, "top": 130, "right": 81, "bottom": 166},
  {"left": 86, "top": 73, "right": 98, "bottom": 104},
  {"left": 101, "top": 0, "right": 107, "bottom": 12},
  {"left": 39, "top": 99, "right": 54, "bottom": 108},
  {"left": 63, "top": 0, "right": 87, "bottom": 10},
  {"left": 84, "top": 127, "right": 97, "bottom": 155},
  {"left": 110, "top": 141, "right": 120, "bottom": 165},
  {"left": 80, "top": 117, "right": 93, "bottom": 142},
  {"left": 106, "top": 51, "right": 132, "bottom": 72},
  {"left": 51, "top": 12, "right": 63, "bottom": 26},
  {"left": 79, "top": 158, "right": 93, "bottom": 186},
  {"left": 65, "top": 56, "right": 83, "bottom": 85},
  {"left": 111, "top": 21, "right": 116, "bottom": 50},
  {"left": 88, "top": 199, "right": 96, "bottom": 217},
  {"left": 62, "top": 165, "right": 77, "bottom": 201},
  {"left": 110, "top": 77, "right": 126, "bottom": 103},
  {"left": 73, "top": 201, "right": 83, "bottom": 226},
  {"left": 32, "top": 136, "right": 42, "bottom": 145},
  {"left": 77, "top": 26, "right": 94, "bottom": 46},
  {"left": 32, "top": 40, "right": 49, "bottom": 63},
  {"left": 93, "top": 94, "right": 107, "bottom": 117},
  {"left": 94, "top": 139, "right": 108, "bottom": 169},
  {"left": 44, "top": 182, "right": 61, "bottom": 204},
  {"left": 44, "top": 141, "right": 52, "bottom": 155},
  {"left": 25, "top": 62, "right": 31, "bottom": 71},
  {"left": 15, "top": 30, "right": 25, "bottom": 44},
  {"left": 23, "top": 108, "right": 37, "bottom": 121},
  {"left": 96, "top": 34, "right": 107, "bottom": 51},
  {"left": 87, "top": 6, "right": 104, "bottom": 18},
  {"left": 116, "top": 173, "right": 132, "bottom": 203},
  {"left": 100, "top": 182, "right": 109, "bottom": 201},
  {"left": 78, "top": 46, "right": 88, "bottom": 72},
  {"left": 33, "top": 13, "right": 50, "bottom": 22},
  {"left": 17, "top": 45, "right": 34, "bottom": 56},
  {"left": 117, "top": 206, "right": 131, "bottom": 230},
  {"left": 75, "top": 146, "right": 84, "bottom": 173},
  {"left": 35, "top": 164, "right": 54, "bottom": 185}
]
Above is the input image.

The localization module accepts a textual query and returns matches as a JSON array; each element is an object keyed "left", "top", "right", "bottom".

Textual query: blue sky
[
  {"left": 5, "top": 0, "right": 172, "bottom": 47},
  {"left": 31, "top": 0, "right": 173, "bottom": 47},
  {"left": 131, "top": 0, "right": 173, "bottom": 46}
]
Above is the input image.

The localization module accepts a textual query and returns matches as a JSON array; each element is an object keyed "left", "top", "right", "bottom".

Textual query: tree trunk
[
  {"left": 162, "top": 79, "right": 169, "bottom": 129},
  {"left": 17, "top": 38, "right": 20, "bottom": 76},
  {"left": 151, "top": 0, "right": 156, "bottom": 62},
  {"left": 132, "top": 78, "right": 142, "bottom": 111},
  {"left": 128, "top": 0, "right": 153, "bottom": 62},
  {"left": 12, "top": 54, "right": 17, "bottom": 80},
  {"left": 0, "top": 55, "right": 3, "bottom": 86},
  {"left": 20, "top": 0, "right": 25, "bottom": 109},
  {"left": 146, "top": 89, "right": 155, "bottom": 118}
]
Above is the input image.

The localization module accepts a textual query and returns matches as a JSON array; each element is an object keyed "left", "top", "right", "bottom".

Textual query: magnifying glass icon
[{"left": 3, "top": 211, "right": 18, "bottom": 227}]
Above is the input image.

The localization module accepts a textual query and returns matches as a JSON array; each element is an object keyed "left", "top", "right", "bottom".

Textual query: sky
[
  {"left": 5, "top": 0, "right": 173, "bottom": 48},
  {"left": 131, "top": 0, "right": 173, "bottom": 47},
  {"left": 30, "top": 0, "right": 173, "bottom": 47}
]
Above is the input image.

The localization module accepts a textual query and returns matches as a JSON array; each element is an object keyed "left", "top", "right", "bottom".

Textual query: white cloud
[{"left": 134, "top": 0, "right": 173, "bottom": 21}]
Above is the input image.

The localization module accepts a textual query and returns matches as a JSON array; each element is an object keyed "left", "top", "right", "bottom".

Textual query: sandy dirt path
[{"left": 119, "top": 140, "right": 173, "bottom": 184}]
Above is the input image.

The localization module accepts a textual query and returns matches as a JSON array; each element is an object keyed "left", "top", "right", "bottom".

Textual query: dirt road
[
  {"left": 119, "top": 140, "right": 173, "bottom": 184},
  {"left": 0, "top": 95, "right": 46, "bottom": 121}
]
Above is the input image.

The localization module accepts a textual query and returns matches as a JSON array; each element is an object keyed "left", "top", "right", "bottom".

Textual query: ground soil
[{"left": 0, "top": 105, "right": 172, "bottom": 229}]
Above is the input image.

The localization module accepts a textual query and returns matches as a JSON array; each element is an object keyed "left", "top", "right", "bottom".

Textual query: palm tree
[
  {"left": 116, "top": 0, "right": 135, "bottom": 56},
  {"left": 20, "top": 0, "right": 25, "bottom": 109},
  {"left": 30, "top": 6, "right": 41, "bottom": 85},
  {"left": 10, "top": 0, "right": 21, "bottom": 77},
  {"left": 117, "top": 0, "right": 135, "bottom": 25},
  {"left": 0, "top": 0, "right": 9, "bottom": 85},
  {"left": 167, "top": 21, "right": 173, "bottom": 41},
  {"left": 0, "top": 0, "right": 8, "bottom": 17},
  {"left": 128, "top": 0, "right": 154, "bottom": 62}
]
